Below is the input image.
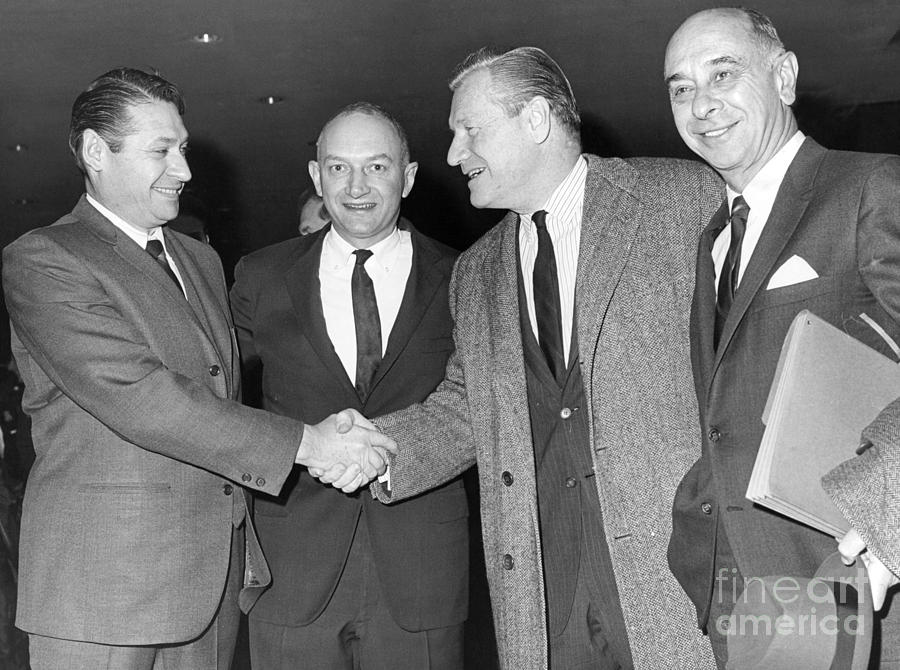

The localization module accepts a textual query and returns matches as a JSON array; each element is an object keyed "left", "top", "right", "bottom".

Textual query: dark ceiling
[{"left": 3, "top": 0, "right": 900, "bottom": 264}]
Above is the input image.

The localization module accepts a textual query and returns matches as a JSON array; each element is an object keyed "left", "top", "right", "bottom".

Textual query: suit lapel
[
  {"left": 694, "top": 202, "right": 728, "bottom": 391},
  {"left": 712, "top": 139, "right": 824, "bottom": 371},
  {"left": 368, "top": 227, "right": 446, "bottom": 395},
  {"left": 164, "top": 229, "right": 235, "bottom": 396},
  {"left": 575, "top": 155, "right": 642, "bottom": 363},
  {"left": 283, "top": 234, "right": 357, "bottom": 398},
  {"left": 489, "top": 214, "right": 533, "bottom": 445}
]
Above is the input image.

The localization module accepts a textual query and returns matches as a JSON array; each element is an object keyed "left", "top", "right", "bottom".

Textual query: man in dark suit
[
  {"left": 1, "top": 69, "right": 394, "bottom": 670},
  {"left": 664, "top": 8, "right": 900, "bottom": 666},
  {"left": 230, "top": 103, "right": 469, "bottom": 669}
]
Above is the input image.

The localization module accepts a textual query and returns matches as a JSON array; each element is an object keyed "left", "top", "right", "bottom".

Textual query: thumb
[{"left": 334, "top": 409, "right": 354, "bottom": 434}]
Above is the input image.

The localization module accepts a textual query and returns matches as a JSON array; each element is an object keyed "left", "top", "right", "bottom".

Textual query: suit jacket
[
  {"left": 375, "top": 155, "right": 722, "bottom": 670},
  {"left": 229, "top": 222, "right": 469, "bottom": 631},
  {"left": 2, "top": 196, "right": 302, "bottom": 645},
  {"left": 669, "top": 139, "right": 900, "bottom": 628}
]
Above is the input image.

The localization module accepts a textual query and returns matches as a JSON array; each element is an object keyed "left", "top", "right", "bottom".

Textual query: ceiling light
[
  {"left": 12, "top": 198, "right": 33, "bottom": 206},
  {"left": 9, "top": 143, "right": 27, "bottom": 152},
  {"left": 192, "top": 33, "right": 222, "bottom": 44},
  {"left": 259, "top": 96, "right": 284, "bottom": 105}
]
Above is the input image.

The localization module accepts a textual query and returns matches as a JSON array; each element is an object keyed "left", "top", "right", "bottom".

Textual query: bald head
[{"left": 664, "top": 7, "right": 799, "bottom": 190}]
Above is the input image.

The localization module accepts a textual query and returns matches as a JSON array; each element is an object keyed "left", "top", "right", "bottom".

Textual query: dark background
[{"left": 0, "top": 2, "right": 898, "bottom": 666}]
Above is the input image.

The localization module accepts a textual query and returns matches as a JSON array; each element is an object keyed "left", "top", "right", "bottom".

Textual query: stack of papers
[{"left": 747, "top": 310, "right": 900, "bottom": 537}]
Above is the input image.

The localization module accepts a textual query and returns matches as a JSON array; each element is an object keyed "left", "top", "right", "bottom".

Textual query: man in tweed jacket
[{"left": 331, "top": 46, "right": 722, "bottom": 669}]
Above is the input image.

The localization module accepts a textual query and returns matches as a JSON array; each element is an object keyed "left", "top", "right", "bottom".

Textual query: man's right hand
[{"left": 296, "top": 409, "right": 396, "bottom": 492}]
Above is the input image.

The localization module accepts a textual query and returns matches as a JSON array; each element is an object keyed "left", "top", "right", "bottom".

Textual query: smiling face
[
  {"left": 309, "top": 111, "right": 417, "bottom": 248},
  {"left": 446, "top": 68, "right": 542, "bottom": 213},
  {"left": 664, "top": 9, "right": 798, "bottom": 191},
  {"left": 89, "top": 99, "right": 191, "bottom": 230}
]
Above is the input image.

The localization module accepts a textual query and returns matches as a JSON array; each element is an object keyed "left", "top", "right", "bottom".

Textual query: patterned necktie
[
  {"left": 352, "top": 249, "right": 382, "bottom": 401},
  {"left": 531, "top": 210, "right": 565, "bottom": 382},
  {"left": 145, "top": 239, "right": 184, "bottom": 296},
  {"left": 714, "top": 195, "right": 750, "bottom": 349}
]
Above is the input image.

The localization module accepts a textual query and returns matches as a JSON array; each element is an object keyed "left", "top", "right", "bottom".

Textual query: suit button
[
  {"left": 708, "top": 427, "right": 721, "bottom": 442},
  {"left": 209, "top": 364, "right": 221, "bottom": 377},
  {"left": 502, "top": 554, "right": 514, "bottom": 570},
  {"left": 560, "top": 407, "right": 572, "bottom": 419},
  {"left": 241, "top": 473, "right": 252, "bottom": 483},
  {"left": 701, "top": 502, "right": 713, "bottom": 515},
  {"left": 565, "top": 477, "right": 577, "bottom": 488},
  {"left": 256, "top": 477, "right": 266, "bottom": 487},
  {"left": 501, "top": 471, "right": 513, "bottom": 486},
  {"left": 223, "top": 484, "right": 233, "bottom": 496}
]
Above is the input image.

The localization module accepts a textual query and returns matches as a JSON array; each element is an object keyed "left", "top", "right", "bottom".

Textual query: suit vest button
[
  {"left": 241, "top": 473, "right": 252, "bottom": 483},
  {"left": 223, "top": 484, "right": 233, "bottom": 495},
  {"left": 707, "top": 427, "right": 721, "bottom": 442},
  {"left": 565, "top": 477, "right": 578, "bottom": 488},
  {"left": 701, "top": 502, "right": 713, "bottom": 515},
  {"left": 501, "top": 471, "right": 513, "bottom": 486},
  {"left": 502, "top": 554, "right": 514, "bottom": 570},
  {"left": 560, "top": 407, "right": 572, "bottom": 419},
  {"left": 209, "top": 364, "right": 221, "bottom": 376}
]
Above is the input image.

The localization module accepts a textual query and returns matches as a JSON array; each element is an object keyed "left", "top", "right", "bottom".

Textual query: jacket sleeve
[{"left": 3, "top": 231, "right": 301, "bottom": 496}]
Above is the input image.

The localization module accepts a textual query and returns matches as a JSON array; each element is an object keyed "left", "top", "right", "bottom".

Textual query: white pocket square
[{"left": 766, "top": 255, "right": 819, "bottom": 289}]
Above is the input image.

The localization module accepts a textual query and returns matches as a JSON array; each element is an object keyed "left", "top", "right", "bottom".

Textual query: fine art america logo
[{"left": 714, "top": 567, "right": 867, "bottom": 637}]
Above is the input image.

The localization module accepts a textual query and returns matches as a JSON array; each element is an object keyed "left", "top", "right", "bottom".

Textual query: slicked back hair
[
  {"left": 449, "top": 46, "right": 581, "bottom": 141},
  {"left": 316, "top": 102, "right": 411, "bottom": 164},
  {"left": 69, "top": 67, "right": 185, "bottom": 174}
]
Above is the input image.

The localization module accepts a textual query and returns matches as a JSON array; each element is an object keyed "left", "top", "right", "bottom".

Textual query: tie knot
[
  {"left": 145, "top": 239, "right": 165, "bottom": 260},
  {"left": 532, "top": 210, "right": 548, "bottom": 230},
  {"left": 353, "top": 249, "right": 373, "bottom": 266},
  {"left": 731, "top": 195, "right": 749, "bottom": 221}
]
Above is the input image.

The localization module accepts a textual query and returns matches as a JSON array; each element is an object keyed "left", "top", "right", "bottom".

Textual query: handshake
[{"left": 295, "top": 409, "right": 397, "bottom": 492}]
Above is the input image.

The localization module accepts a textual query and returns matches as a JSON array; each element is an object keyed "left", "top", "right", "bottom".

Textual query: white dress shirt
[
  {"left": 712, "top": 131, "right": 805, "bottom": 290},
  {"left": 86, "top": 193, "right": 186, "bottom": 292},
  {"left": 518, "top": 156, "right": 587, "bottom": 364},
  {"left": 319, "top": 226, "right": 412, "bottom": 385}
]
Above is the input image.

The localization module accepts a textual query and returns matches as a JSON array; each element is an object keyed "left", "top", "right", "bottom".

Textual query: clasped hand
[{"left": 296, "top": 409, "right": 396, "bottom": 492}]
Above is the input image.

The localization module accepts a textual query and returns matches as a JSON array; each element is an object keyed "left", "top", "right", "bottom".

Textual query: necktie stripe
[{"left": 714, "top": 196, "right": 750, "bottom": 349}]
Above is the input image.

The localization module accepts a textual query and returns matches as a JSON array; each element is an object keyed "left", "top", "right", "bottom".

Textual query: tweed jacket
[
  {"left": 3, "top": 196, "right": 302, "bottom": 644},
  {"left": 376, "top": 154, "right": 722, "bottom": 669}
]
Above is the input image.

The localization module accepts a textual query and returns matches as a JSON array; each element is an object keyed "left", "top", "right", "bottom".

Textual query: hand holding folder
[{"left": 746, "top": 310, "right": 900, "bottom": 537}]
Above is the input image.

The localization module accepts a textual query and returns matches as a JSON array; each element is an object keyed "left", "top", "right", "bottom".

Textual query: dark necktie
[
  {"left": 145, "top": 238, "right": 184, "bottom": 296},
  {"left": 352, "top": 249, "right": 382, "bottom": 401},
  {"left": 531, "top": 210, "right": 566, "bottom": 382},
  {"left": 714, "top": 195, "right": 750, "bottom": 349}
]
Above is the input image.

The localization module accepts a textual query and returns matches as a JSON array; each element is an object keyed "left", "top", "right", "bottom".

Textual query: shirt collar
[
  {"left": 523, "top": 156, "right": 587, "bottom": 229},
  {"left": 322, "top": 225, "right": 402, "bottom": 269},
  {"left": 726, "top": 131, "right": 805, "bottom": 211},
  {"left": 85, "top": 193, "right": 164, "bottom": 248}
]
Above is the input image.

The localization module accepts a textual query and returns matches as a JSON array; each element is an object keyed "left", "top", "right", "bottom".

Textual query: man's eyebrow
[
  {"left": 321, "top": 153, "right": 394, "bottom": 163},
  {"left": 664, "top": 55, "right": 744, "bottom": 86}
]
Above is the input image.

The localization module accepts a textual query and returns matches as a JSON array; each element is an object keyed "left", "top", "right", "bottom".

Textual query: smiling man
[
  {"left": 331, "top": 47, "right": 724, "bottom": 669},
  {"left": 230, "top": 103, "right": 468, "bottom": 670},
  {"left": 2, "top": 69, "right": 394, "bottom": 670},
  {"left": 664, "top": 8, "right": 900, "bottom": 667}
]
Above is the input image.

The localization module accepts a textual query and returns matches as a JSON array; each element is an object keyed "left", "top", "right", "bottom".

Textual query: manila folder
[{"left": 747, "top": 309, "right": 900, "bottom": 537}]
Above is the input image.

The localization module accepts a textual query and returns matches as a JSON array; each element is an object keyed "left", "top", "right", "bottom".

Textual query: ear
[
  {"left": 401, "top": 161, "right": 418, "bottom": 198},
  {"left": 524, "top": 96, "right": 552, "bottom": 144},
  {"left": 308, "top": 160, "right": 323, "bottom": 196},
  {"left": 80, "top": 129, "right": 106, "bottom": 173},
  {"left": 775, "top": 51, "right": 799, "bottom": 106}
]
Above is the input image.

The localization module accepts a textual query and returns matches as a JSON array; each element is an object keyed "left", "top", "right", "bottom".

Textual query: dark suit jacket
[
  {"left": 669, "top": 138, "right": 900, "bottom": 627},
  {"left": 229, "top": 222, "right": 469, "bottom": 632},
  {"left": 2, "top": 196, "right": 302, "bottom": 645}
]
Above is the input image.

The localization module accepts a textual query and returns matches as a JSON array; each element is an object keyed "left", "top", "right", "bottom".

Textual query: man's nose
[{"left": 447, "top": 134, "right": 470, "bottom": 167}]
